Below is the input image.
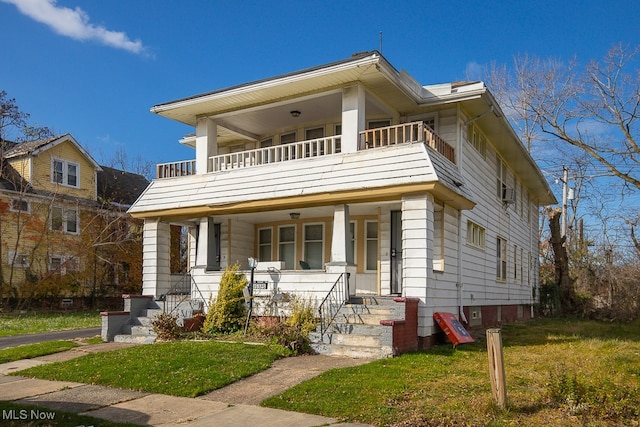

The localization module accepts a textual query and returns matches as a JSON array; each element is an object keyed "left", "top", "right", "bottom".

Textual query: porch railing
[
  {"left": 160, "top": 273, "right": 208, "bottom": 319},
  {"left": 318, "top": 272, "right": 350, "bottom": 336},
  {"left": 359, "top": 121, "right": 455, "bottom": 163},
  {"left": 156, "top": 160, "right": 196, "bottom": 179},
  {"left": 210, "top": 136, "right": 341, "bottom": 171}
]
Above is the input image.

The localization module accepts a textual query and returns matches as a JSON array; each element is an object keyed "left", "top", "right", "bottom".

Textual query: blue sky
[{"left": 1, "top": 0, "right": 639, "bottom": 171}]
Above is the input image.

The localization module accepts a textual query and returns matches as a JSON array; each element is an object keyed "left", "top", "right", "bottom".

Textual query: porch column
[
  {"left": 341, "top": 84, "right": 366, "bottom": 153},
  {"left": 195, "top": 217, "right": 220, "bottom": 270},
  {"left": 327, "top": 204, "right": 356, "bottom": 296},
  {"left": 195, "top": 118, "right": 217, "bottom": 174},
  {"left": 142, "top": 219, "right": 171, "bottom": 297},
  {"left": 401, "top": 193, "right": 434, "bottom": 337}
]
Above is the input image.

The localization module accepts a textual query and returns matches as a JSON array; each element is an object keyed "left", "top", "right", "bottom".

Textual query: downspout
[{"left": 457, "top": 113, "right": 468, "bottom": 324}]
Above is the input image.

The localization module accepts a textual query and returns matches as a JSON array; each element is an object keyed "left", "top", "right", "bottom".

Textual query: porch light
[
  {"left": 290, "top": 110, "right": 301, "bottom": 118},
  {"left": 290, "top": 212, "right": 300, "bottom": 219}
]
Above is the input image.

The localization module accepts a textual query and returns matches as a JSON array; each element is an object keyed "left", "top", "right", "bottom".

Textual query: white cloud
[
  {"left": 464, "top": 61, "right": 484, "bottom": 81},
  {"left": 2, "top": 0, "right": 149, "bottom": 55}
]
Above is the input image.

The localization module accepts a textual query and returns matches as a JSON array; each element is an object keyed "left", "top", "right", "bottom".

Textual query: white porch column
[
  {"left": 341, "top": 84, "right": 366, "bottom": 153},
  {"left": 195, "top": 118, "right": 217, "bottom": 174},
  {"left": 327, "top": 204, "right": 356, "bottom": 296},
  {"left": 142, "top": 219, "right": 171, "bottom": 297},
  {"left": 329, "top": 204, "right": 351, "bottom": 264},
  {"left": 401, "top": 193, "right": 434, "bottom": 336}
]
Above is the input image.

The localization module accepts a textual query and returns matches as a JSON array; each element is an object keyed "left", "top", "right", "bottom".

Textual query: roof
[
  {"left": 0, "top": 157, "right": 30, "bottom": 192},
  {"left": 97, "top": 166, "right": 150, "bottom": 206},
  {"left": 2, "top": 134, "right": 103, "bottom": 171}
]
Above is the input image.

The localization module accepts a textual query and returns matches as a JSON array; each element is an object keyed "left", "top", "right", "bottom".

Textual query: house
[
  {"left": 0, "top": 134, "right": 148, "bottom": 307},
  {"left": 125, "top": 51, "right": 556, "bottom": 354}
]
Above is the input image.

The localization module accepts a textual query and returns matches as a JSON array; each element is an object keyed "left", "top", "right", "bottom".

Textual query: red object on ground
[{"left": 433, "top": 312, "right": 475, "bottom": 346}]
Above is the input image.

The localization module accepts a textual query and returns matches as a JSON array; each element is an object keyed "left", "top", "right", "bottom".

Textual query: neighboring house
[
  {"left": 128, "top": 51, "right": 556, "bottom": 350},
  {"left": 0, "top": 134, "right": 148, "bottom": 304}
]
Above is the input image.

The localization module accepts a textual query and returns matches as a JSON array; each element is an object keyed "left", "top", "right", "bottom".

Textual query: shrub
[
  {"left": 203, "top": 263, "right": 248, "bottom": 335},
  {"left": 285, "top": 295, "right": 318, "bottom": 336},
  {"left": 152, "top": 312, "right": 182, "bottom": 341}
]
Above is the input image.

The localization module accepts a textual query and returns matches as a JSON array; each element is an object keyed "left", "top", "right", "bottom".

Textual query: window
[
  {"left": 8, "top": 251, "right": 29, "bottom": 267},
  {"left": 49, "top": 256, "right": 63, "bottom": 272},
  {"left": 433, "top": 202, "right": 444, "bottom": 271},
  {"left": 51, "top": 206, "right": 79, "bottom": 234},
  {"left": 10, "top": 198, "right": 30, "bottom": 213},
  {"left": 280, "top": 132, "right": 296, "bottom": 145},
  {"left": 303, "top": 224, "right": 324, "bottom": 269},
  {"left": 305, "top": 126, "right": 325, "bottom": 156},
  {"left": 348, "top": 221, "right": 356, "bottom": 265},
  {"left": 368, "top": 119, "right": 391, "bottom": 129},
  {"left": 496, "top": 237, "right": 507, "bottom": 281},
  {"left": 258, "top": 228, "right": 272, "bottom": 262},
  {"left": 260, "top": 138, "right": 273, "bottom": 148},
  {"left": 52, "top": 159, "right": 79, "bottom": 187},
  {"left": 467, "top": 124, "right": 487, "bottom": 157},
  {"left": 278, "top": 226, "right": 295, "bottom": 270},
  {"left": 365, "top": 221, "right": 378, "bottom": 271},
  {"left": 467, "top": 221, "right": 486, "bottom": 249},
  {"left": 334, "top": 124, "right": 342, "bottom": 153},
  {"left": 496, "top": 157, "right": 508, "bottom": 200}
]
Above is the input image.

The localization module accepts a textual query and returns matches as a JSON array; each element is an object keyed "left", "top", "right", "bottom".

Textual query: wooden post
[{"left": 486, "top": 328, "right": 508, "bottom": 409}]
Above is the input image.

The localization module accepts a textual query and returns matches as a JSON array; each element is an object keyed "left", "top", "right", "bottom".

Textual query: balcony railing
[
  {"left": 155, "top": 121, "right": 454, "bottom": 178},
  {"left": 359, "top": 121, "right": 455, "bottom": 163},
  {"left": 157, "top": 159, "right": 196, "bottom": 179},
  {"left": 210, "top": 136, "right": 341, "bottom": 172}
]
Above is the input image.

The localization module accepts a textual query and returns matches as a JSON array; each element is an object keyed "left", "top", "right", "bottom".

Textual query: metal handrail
[
  {"left": 162, "top": 273, "right": 208, "bottom": 318},
  {"left": 318, "top": 272, "right": 350, "bottom": 336}
]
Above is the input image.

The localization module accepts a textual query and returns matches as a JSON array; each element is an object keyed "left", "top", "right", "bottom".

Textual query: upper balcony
[{"left": 156, "top": 121, "right": 455, "bottom": 179}]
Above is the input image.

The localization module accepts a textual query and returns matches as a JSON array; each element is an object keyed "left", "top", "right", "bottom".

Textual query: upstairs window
[
  {"left": 467, "top": 221, "right": 486, "bottom": 249},
  {"left": 52, "top": 158, "right": 79, "bottom": 188},
  {"left": 468, "top": 124, "right": 487, "bottom": 158},
  {"left": 51, "top": 206, "right": 79, "bottom": 234},
  {"left": 496, "top": 157, "right": 508, "bottom": 200},
  {"left": 8, "top": 251, "right": 29, "bottom": 267}
]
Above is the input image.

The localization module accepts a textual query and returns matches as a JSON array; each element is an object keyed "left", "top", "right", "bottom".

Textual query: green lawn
[
  {"left": 0, "top": 311, "right": 101, "bottom": 336},
  {"left": 263, "top": 318, "right": 640, "bottom": 426},
  {"left": 0, "top": 341, "right": 79, "bottom": 364},
  {"left": 14, "top": 341, "right": 289, "bottom": 397}
]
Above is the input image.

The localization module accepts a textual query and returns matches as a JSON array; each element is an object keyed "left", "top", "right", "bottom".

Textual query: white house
[{"left": 126, "top": 51, "right": 556, "bottom": 353}]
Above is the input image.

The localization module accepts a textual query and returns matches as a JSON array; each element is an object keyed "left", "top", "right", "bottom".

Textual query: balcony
[{"left": 156, "top": 121, "right": 455, "bottom": 179}]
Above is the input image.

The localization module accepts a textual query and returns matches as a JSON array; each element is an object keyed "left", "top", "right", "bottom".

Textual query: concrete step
[
  {"left": 310, "top": 342, "right": 393, "bottom": 359},
  {"left": 114, "top": 334, "right": 156, "bottom": 344}
]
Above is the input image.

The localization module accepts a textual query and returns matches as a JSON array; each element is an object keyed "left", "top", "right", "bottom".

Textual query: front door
[{"left": 390, "top": 210, "right": 402, "bottom": 294}]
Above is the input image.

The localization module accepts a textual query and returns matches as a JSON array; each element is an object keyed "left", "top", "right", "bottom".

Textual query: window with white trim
[
  {"left": 51, "top": 206, "right": 79, "bottom": 234},
  {"left": 278, "top": 225, "right": 295, "bottom": 270},
  {"left": 258, "top": 228, "right": 272, "bottom": 262},
  {"left": 467, "top": 123, "right": 487, "bottom": 158},
  {"left": 52, "top": 158, "right": 79, "bottom": 188},
  {"left": 496, "top": 236, "right": 507, "bottom": 281},
  {"left": 365, "top": 221, "right": 378, "bottom": 271},
  {"left": 348, "top": 221, "right": 356, "bottom": 265},
  {"left": 7, "top": 251, "right": 29, "bottom": 267},
  {"left": 497, "top": 157, "right": 508, "bottom": 200},
  {"left": 9, "top": 198, "right": 30, "bottom": 213},
  {"left": 303, "top": 223, "right": 324, "bottom": 269},
  {"left": 466, "top": 221, "right": 486, "bottom": 249}
]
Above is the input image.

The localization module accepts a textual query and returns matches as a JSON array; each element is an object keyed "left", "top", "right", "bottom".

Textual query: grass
[
  {"left": 0, "top": 401, "right": 137, "bottom": 426},
  {"left": 14, "top": 341, "right": 289, "bottom": 397},
  {"left": 262, "top": 318, "right": 640, "bottom": 426},
  {"left": 0, "top": 311, "right": 101, "bottom": 336},
  {"left": 0, "top": 340, "right": 79, "bottom": 364}
]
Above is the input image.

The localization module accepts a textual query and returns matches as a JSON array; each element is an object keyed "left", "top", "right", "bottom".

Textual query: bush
[
  {"left": 249, "top": 296, "right": 318, "bottom": 354},
  {"left": 152, "top": 312, "right": 182, "bottom": 341},
  {"left": 203, "top": 263, "right": 248, "bottom": 335}
]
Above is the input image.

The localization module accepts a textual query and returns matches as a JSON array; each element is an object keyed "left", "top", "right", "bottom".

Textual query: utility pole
[{"left": 561, "top": 166, "right": 568, "bottom": 240}]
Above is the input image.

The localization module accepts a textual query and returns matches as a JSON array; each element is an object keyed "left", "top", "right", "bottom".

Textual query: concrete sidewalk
[{"left": 0, "top": 342, "right": 373, "bottom": 426}]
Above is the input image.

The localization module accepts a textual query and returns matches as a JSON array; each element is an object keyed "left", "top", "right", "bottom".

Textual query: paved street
[{"left": 0, "top": 327, "right": 101, "bottom": 349}]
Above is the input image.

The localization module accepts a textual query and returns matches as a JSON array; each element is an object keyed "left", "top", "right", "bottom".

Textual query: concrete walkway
[{"left": 0, "top": 341, "right": 373, "bottom": 426}]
